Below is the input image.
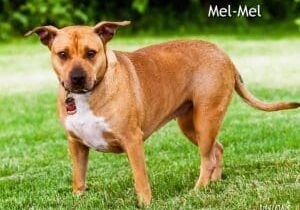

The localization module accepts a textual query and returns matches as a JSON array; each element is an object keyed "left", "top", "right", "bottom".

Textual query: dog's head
[{"left": 25, "top": 21, "right": 130, "bottom": 93}]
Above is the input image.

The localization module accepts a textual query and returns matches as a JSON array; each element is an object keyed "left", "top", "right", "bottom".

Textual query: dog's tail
[{"left": 234, "top": 71, "right": 300, "bottom": 111}]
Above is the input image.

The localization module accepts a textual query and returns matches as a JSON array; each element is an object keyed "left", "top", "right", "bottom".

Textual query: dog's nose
[{"left": 70, "top": 69, "right": 86, "bottom": 87}]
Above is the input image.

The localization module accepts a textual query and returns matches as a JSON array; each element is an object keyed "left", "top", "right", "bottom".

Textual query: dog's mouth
[
  {"left": 63, "top": 86, "right": 92, "bottom": 94},
  {"left": 60, "top": 80, "right": 100, "bottom": 94},
  {"left": 69, "top": 88, "right": 90, "bottom": 94}
]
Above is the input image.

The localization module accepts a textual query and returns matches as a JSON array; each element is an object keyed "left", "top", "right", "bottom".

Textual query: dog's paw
[
  {"left": 73, "top": 190, "right": 85, "bottom": 197},
  {"left": 137, "top": 199, "right": 151, "bottom": 208},
  {"left": 137, "top": 193, "right": 152, "bottom": 208},
  {"left": 211, "top": 168, "right": 222, "bottom": 181},
  {"left": 194, "top": 178, "right": 210, "bottom": 190},
  {"left": 72, "top": 185, "right": 88, "bottom": 196}
]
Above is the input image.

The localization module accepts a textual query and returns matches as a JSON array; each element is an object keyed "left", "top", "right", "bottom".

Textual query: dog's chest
[{"left": 64, "top": 94, "right": 111, "bottom": 151}]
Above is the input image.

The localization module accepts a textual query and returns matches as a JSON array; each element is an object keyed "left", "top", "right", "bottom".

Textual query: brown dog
[{"left": 26, "top": 21, "right": 300, "bottom": 206}]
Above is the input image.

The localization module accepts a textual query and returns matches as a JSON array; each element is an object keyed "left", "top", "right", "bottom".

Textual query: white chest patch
[{"left": 64, "top": 94, "right": 111, "bottom": 151}]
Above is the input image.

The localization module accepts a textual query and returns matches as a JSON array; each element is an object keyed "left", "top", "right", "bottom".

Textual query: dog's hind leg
[
  {"left": 193, "top": 104, "right": 226, "bottom": 187},
  {"left": 177, "top": 109, "right": 224, "bottom": 184},
  {"left": 192, "top": 86, "right": 232, "bottom": 187}
]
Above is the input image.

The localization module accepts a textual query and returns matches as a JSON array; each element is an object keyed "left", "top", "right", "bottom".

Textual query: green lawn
[{"left": 0, "top": 36, "right": 299, "bottom": 209}]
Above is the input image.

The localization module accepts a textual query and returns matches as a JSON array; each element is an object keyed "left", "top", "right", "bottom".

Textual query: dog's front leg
[
  {"left": 68, "top": 135, "right": 89, "bottom": 194},
  {"left": 124, "top": 133, "right": 152, "bottom": 207}
]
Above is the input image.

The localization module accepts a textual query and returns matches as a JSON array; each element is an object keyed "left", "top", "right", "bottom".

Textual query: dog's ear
[
  {"left": 25, "top": 26, "right": 58, "bottom": 48},
  {"left": 94, "top": 21, "right": 130, "bottom": 44}
]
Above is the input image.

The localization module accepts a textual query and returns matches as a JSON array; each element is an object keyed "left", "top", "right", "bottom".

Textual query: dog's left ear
[
  {"left": 94, "top": 21, "right": 130, "bottom": 44},
  {"left": 25, "top": 26, "right": 59, "bottom": 48}
]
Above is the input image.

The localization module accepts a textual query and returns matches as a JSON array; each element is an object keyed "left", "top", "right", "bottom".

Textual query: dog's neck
[
  {"left": 104, "top": 47, "right": 118, "bottom": 75},
  {"left": 91, "top": 47, "right": 120, "bottom": 97}
]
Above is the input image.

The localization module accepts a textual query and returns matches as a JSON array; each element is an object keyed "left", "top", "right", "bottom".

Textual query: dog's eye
[
  {"left": 57, "top": 51, "right": 68, "bottom": 60},
  {"left": 86, "top": 50, "right": 96, "bottom": 59}
]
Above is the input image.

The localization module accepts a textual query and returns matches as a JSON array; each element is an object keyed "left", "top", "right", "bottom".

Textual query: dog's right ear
[
  {"left": 94, "top": 21, "right": 131, "bottom": 44},
  {"left": 25, "top": 26, "right": 58, "bottom": 48}
]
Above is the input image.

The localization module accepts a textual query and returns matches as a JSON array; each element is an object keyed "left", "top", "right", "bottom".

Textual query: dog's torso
[
  {"left": 124, "top": 40, "right": 234, "bottom": 137},
  {"left": 58, "top": 40, "right": 235, "bottom": 152}
]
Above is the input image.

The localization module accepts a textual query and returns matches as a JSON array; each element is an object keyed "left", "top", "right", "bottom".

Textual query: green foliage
[
  {"left": 132, "top": 0, "right": 148, "bottom": 14},
  {"left": 0, "top": 0, "right": 300, "bottom": 39}
]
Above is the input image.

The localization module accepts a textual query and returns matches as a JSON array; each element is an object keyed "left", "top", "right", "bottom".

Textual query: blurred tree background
[{"left": 0, "top": 0, "right": 300, "bottom": 40}]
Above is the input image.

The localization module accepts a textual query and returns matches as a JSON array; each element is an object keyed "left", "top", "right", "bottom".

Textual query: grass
[{"left": 0, "top": 35, "right": 299, "bottom": 209}]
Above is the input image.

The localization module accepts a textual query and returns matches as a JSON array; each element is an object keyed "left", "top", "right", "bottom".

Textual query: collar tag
[{"left": 65, "top": 95, "right": 77, "bottom": 115}]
